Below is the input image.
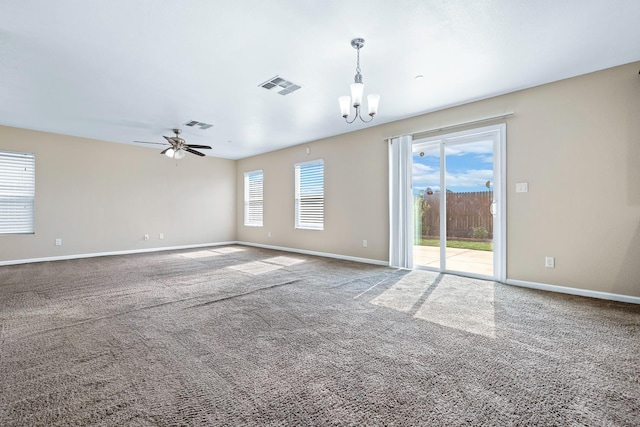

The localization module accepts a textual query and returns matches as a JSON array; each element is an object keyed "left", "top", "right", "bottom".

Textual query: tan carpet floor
[{"left": 1, "top": 245, "right": 639, "bottom": 426}]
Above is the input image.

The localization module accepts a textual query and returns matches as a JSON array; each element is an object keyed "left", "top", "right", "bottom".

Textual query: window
[
  {"left": 0, "top": 150, "right": 35, "bottom": 234},
  {"left": 295, "top": 159, "right": 324, "bottom": 230},
  {"left": 244, "top": 169, "right": 263, "bottom": 226}
]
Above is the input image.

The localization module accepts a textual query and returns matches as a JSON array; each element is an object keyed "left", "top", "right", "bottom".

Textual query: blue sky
[{"left": 412, "top": 140, "right": 493, "bottom": 194}]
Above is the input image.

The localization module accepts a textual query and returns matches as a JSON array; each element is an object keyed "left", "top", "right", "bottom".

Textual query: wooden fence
[{"left": 414, "top": 191, "right": 493, "bottom": 240}]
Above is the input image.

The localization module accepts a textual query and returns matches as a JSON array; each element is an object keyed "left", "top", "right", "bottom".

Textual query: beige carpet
[{"left": 1, "top": 245, "right": 638, "bottom": 426}]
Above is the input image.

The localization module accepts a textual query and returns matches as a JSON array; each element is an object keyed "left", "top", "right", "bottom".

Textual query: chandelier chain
[{"left": 355, "top": 47, "right": 361, "bottom": 74}]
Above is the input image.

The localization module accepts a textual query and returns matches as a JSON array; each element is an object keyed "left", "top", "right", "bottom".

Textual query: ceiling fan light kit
[
  {"left": 339, "top": 38, "right": 380, "bottom": 124},
  {"left": 166, "top": 148, "right": 186, "bottom": 160}
]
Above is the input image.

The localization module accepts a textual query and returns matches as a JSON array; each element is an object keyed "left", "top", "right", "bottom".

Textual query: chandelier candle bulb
[
  {"left": 350, "top": 83, "right": 364, "bottom": 107},
  {"left": 339, "top": 96, "right": 351, "bottom": 117},
  {"left": 367, "top": 94, "right": 380, "bottom": 116}
]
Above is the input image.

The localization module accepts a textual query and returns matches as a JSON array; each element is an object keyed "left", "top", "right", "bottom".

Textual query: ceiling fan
[{"left": 134, "top": 129, "right": 212, "bottom": 159}]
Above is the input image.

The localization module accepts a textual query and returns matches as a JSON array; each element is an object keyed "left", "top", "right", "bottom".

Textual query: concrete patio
[{"left": 413, "top": 245, "right": 493, "bottom": 277}]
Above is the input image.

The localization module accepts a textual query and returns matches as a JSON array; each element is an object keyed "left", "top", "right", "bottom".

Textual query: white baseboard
[
  {"left": 236, "top": 241, "right": 389, "bottom": 266},
  {"left": 0, "top": 241, "right": 237, "bottom": 266},
  {"left": 505, "top": 279, "right": 640, "bottom": 305},
  {"left": 4, "top": 242, "right": 637, "bottom": 305},
  {"left": 1, "top": 241, "right": 389, "bottom": 268}
]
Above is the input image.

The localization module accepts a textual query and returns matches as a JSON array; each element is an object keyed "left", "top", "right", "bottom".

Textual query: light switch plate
[{"left": 516, "top": 182, "right": 529, "bottom": 193}]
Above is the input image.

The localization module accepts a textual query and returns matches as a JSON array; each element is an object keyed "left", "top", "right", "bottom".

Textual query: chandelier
[{"left": 338, "top": 38, "right": 380, "bottom": 123}]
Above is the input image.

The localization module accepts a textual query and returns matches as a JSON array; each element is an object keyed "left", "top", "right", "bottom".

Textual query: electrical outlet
[
  {"left": 545, "top": 256, "right": 555, "bottom": 268},
  {"left": 144, "top": 234, "right": 149, "bottom": 241},
  {"left": 363, "top": 239, "right": 368, "bottom": 248},
  {"left": 55, "top": 238, "right": 62, "bottom": 246},
  {"left": 268, "top": 231, "right": 271, "bottom": 238},
  {"left": 159, "top": 233, "right": 164, "bottom": 240}
]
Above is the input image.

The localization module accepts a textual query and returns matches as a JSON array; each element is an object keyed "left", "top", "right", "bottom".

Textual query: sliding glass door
[
  {"left": 412, "top": 143, "right": 441, "bottom": 270},
  {"left": 412, "top": 125, "right": 505, "bottom": 280}
]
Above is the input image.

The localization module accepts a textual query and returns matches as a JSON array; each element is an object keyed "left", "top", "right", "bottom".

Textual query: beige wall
[
  {"left": 237, "top": 61, "right": 640, "bottom": 297},
  {"left": 0, "top": 126, "right": 236, "bottom": 261},
  {"left": 237, "top": 128, "right": 389, "bottom": 260}
]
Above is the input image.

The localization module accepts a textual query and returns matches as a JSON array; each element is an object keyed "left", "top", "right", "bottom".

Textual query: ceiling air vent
[
  {"left": 183, "top": 120, "right": 213, "bottom": 130},
  {"left": 259, "top": 76, "right": 301, "bottom": 96}
]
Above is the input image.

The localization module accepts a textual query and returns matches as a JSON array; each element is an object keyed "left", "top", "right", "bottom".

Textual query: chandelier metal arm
[
  {"left": 343, "top": 108, "right": 375, "bottom": 124},
  {"left": 344, "top": 113, "right": 359, "bottom": 124},
  {"left": 359, "top": 113, "right": 374, "bottom": 123}
]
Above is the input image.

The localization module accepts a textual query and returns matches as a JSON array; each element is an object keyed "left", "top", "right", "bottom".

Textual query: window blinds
[
  {"left": 295, "top": 159, "right": 324, "bottom": 230},
  {"left": 244, "top": 170, "right": 263, "bottom": 226},
  {"left": 0, "top": 150, "right": 35, "bottom": 234}
]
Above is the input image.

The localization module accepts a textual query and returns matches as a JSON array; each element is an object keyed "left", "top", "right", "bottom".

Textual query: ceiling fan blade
[
  {"left": 185, "top": 148, "right": 206, "bottom": 157},
  {"left": 186, "top": 144, "right": 212, "bottom": 149},
  {"left": 163, "top": 135, "right": 179, "bottom": 144},
  {"left": 134, "top": 140, "right": 168, "bottom": 146}
]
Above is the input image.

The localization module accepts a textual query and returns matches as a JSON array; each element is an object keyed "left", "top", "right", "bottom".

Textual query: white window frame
[
  {"left": 0, "top": 150, "right": 35, "bottom": 235},
  {"left": 295, "top": 159, "right": 324, "bottom": 230},
  {"left": 243, "top": 169, "right": 263, "bottom": 227}
]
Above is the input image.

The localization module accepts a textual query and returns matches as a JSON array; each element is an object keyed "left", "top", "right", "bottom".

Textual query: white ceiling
[{"left": 1, "top": 0, "right": 639, "bottom": 160}]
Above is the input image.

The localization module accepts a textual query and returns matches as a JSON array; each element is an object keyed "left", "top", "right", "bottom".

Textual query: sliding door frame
[{"left": 412, "top": 123, "right": 506, "bottom": 282}]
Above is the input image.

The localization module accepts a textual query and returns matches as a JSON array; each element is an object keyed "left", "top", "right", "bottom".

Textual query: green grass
[{"left": 418, "top": 238, "right": 493, "bottom": 251}]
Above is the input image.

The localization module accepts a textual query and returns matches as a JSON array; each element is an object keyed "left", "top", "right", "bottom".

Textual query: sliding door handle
[{"left": 490, "top": 201, "right": 497, "bottom": 216}]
